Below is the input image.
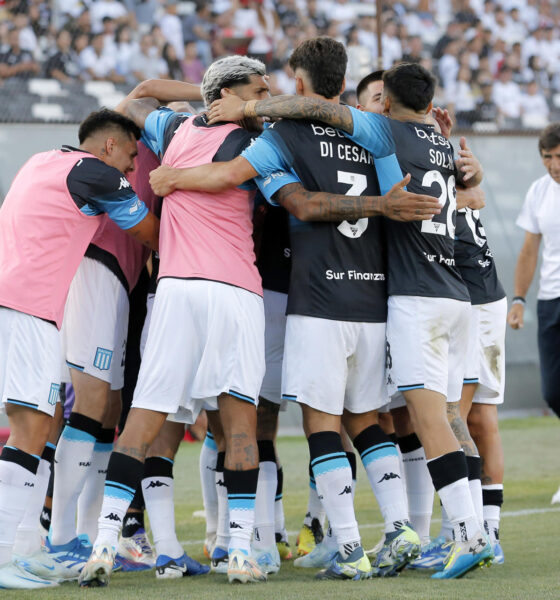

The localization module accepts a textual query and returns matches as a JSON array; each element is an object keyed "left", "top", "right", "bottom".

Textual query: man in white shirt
[{"left": 508, "top": 123, "right": 560, "bottom": 503}]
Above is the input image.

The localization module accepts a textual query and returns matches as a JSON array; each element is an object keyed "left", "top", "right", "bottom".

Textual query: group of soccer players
[{"left": 0, "top": 35, "right": 507, "bottom": 590}]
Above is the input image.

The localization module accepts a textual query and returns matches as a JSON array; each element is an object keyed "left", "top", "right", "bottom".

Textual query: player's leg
[
  {"left": 0, "top": 308, "right": 62, "bottom": 589},
  {"left": 468, "top": 403, "right": 504, "bottom": 562},
  {"left": 199, "top": 426, "right": 218, "bottom": 558},
  {"left": 253, "top": 398, "right": 281, "bottom": 572}
]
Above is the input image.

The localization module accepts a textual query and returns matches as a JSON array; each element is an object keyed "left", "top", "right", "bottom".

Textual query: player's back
[
  {"left": 382, "top": 119, "right": 469, "bottom": 301},
  {"left": 159, "top": 115, "right": 261, "bottom": 297},
  {"left": 263, "top": 118, "right": 387, "bottom": 322}
]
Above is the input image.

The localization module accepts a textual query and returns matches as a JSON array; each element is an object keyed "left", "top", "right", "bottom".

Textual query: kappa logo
[
  {"left": 216, "top": 479, "right": 227, "bottom": 487},
  {"left": 263, "top": 171, "right": 287, "bottom": 187},
  {"left": 338, "top": 486, "right": 352, "bottom": 495},
  {"left": 128, "top": 197, "right": 142, "bottom": 214},
  {"left": 377, "top": 472, "right": 400, "bottom": 483},
  {"left": 230, "top": 521, "right": 242, "bottom": 529},
  {"left": 119, "top": 176, "right": 131, "bottom": 190},
  {"left": 146, "top": 480, "right": 169, "bottom": 489},
  {"left": 337, "top": 218, "right": 368, "bottom": 239},
  {"left": 125, "top": 517, "right": 141, "bottom": 527},
  {"left": 105, "top": 513, "right": 121, "bottom": 522}
]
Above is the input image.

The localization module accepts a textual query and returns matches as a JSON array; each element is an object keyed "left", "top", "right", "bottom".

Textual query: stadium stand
[{"left": 0, "top": 0, "right": 558, "bottom": 126}]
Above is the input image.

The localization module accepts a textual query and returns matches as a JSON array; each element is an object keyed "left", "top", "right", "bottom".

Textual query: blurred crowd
[{"left": 0, "top": 0, "right": 559, "bottom": 129}]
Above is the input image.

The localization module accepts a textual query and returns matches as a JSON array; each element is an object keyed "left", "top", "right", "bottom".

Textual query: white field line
[{"left": 179, "top": 505, "right": 560, "bottom": 547}]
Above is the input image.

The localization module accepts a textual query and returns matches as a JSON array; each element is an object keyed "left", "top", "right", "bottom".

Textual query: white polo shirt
[{"left": 516, "top": 173, "right": 560, "bottom": 300}]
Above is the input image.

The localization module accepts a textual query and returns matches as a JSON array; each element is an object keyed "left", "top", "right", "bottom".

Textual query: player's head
[
  {"left": 381, "top": 62, "right": 436, "bottom": 116},
  {"left": 356, "top": 70, "right": 384, "bottom": 113},
  {"left": 538, "top": 123, "right": 560, "bottom": 184},
  {"left": 201, "top": 55, "right": 268, "bottom": 108},
  {"left": 79, "top": 108, "right": 140, "bottom": 174},
  {"left": 288, "top": 36, "right": 347, "bottom": 99}
]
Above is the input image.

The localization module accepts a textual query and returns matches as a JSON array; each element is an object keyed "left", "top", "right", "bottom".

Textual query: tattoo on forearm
[{"left": 255, "top": 96, "right": 354, "bottom": 134}]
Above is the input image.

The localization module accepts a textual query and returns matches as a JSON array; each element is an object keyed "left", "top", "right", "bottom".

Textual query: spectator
[
  {"left": 181, "top": 40, "right": 204, "bottom": 84},
  {"left": 182, "top": 1, "right": 213, "bottom": 67},
  {"left": 13, "top": 12, "right": 38, "bottom": 55},
  {"left": 101, "top": 16, "right": 117, "bottom": 56},
  {"left": 159, "top": 0, "right": 184, "bottom": 60},
  {"left": 438, "top": 38, "right": 461, "bottom": 89},
  {"left": 114, "top": 24, "right": 137, "bottom": 81},
  {"left": 90, "top": 0, "right": 129, "bottom": 34},
  {"left": 122, "top": 0, "right": 158, "bottom": 29},
  {"left": 79, "top": 31, "right": 124, "bottom": 83},
  {"left": 43, "top": 28, "right": 81, "bottom": 81},
  {"left": 381, "top": 19, "right": 402, "bottom": 70},
  {"left": 402, "top": 35, "right": 424, "bottom": 63},
  {"left": 472, "top": 79, "right": 499, "bottom": 123},
  {"left": 432, "top": 20, "right": 462, "bottom": 59},
  {"left": 346, "top": 26, "right": 372, "bottom": 85},
  {"left": 523, "top": 55, "right": 550, "bottom": 94},
  {"left": 520, "top": 80, "right": 549, "bottom": 129},
  {"left": 68, "top": 9, "right": 92, "bottom": 40},
  {"left": 493, "top": 65, "right": 522, "bottom": 123},
  {"left": 0, "top": 26, "right": 40, "bottom": 79},
  {"left": 129, "top": 32, "right": 168, "bottom": 82},
  {"left": 447, "top": 66, "right": 477, "bottom": 127},
  {"left": 162, "top": 42, "right": 183, "bottom": 81}
]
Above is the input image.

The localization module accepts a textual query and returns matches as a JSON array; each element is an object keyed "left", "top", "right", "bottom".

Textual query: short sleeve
[
  {"left": 254, "top": 172, "right": 301, "bottom": 206},
  {"left": 344, "top": 107, "right": 397, "bottom": 158},
  {"left": 516, "top": 181, "right": 540, "bottom": 234},
  {"left": 143, "top": 107, "right": 191, "bottom": 157}
]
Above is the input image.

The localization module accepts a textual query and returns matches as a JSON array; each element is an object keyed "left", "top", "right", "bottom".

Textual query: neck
[
  {"left": 301, "top": 90, "right": 340, "bottom": 104},
  {"left": 79, "top": 140, "right": 102, "bottom": 160},
  {"left": 389, "top": 107, "right": 428, "bottom": 123}
]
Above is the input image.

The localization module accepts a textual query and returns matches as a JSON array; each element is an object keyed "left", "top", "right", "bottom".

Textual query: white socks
[
  {"left": 199, "top": 432, "right": 218, "bottom": 540},
  {"left": 253, "top": 441, "right": 277, "bottom": 551},
  {"left": 143, "top": 456, "right": 183, "bottom": 559}
]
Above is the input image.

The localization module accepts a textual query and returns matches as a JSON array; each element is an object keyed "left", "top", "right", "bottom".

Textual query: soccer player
[
  {"left": 508, "top": 123, "right": 560, "bottom": 504},
  {"left": 0, "top": 109, "right": 159, "bottom": 589},
  {"left": 204, "top": 61, "right": 491, "bottom": 579},
  {"left": 79, "top": 56, "right": 273, "bottom": 587}
]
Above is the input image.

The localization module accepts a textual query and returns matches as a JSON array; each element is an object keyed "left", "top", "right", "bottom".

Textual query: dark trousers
[{"left": 537, "top": 297, "right": 560, "bottom": 417}]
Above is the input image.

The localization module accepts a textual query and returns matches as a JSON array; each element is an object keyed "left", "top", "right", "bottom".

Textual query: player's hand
[
  {"left": 457, "top": 137, "right": 482, "bottom": 182},
  {"left": 432, "top": 107, "right": 453, "bottom": 139},
  {"left": 208, "top": 93, "right": 246, "bottom": 124},
  {"left": 149, "top": 165, "right": 178, "bottom": 196},
  {"left": 507, "top": 303, "right": 524, "bottom": 329},
  {"left": 382, "top": 174, "right": 442, "bottom": 222}
]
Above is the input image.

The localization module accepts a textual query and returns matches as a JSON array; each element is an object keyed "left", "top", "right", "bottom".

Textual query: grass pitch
[{"left": 5, "top": 416, "right": 560, "bottom": 600}]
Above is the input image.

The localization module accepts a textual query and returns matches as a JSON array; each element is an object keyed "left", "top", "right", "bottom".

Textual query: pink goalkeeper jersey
[
  {"left": 90, "top": 141, "right": 160, "bottom": 291},
  {"left": 0, "top": 150, "right": 103, "bottom": 328},
  {"left": 159, "top": 116, "right": 262, "bottom": 296}
]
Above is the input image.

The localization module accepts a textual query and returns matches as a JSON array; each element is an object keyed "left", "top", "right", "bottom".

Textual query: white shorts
[
  {"left": 0, "top": 307, "right": 61, "bottom": 417},
  {"left": 259, "top": 289, "right": 288, "bottom": 409},
  {"left": 281, "top": 315, "right": 388, "bottom": 416},
  {"left": 386, "top": 296, "right": 471, "bottom": 403},
  {"left": 472, "top": 297, "right": 507, "bottom": 405},
  {"left": 132, "top": 278, "right": 265, "bottom": 424},
  {"left": 61, "top": 257, "right": 129, "bottom": 390}
]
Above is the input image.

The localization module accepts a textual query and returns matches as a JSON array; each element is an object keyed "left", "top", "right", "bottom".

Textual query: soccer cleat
[
  {"left": 78, "top": 543, "right": 116, "bottom": 587},
  {"left": 276, "top": 533, "right": 292, "bottom": 560},
  {"left": 203, "top": 533, "right": 216, "bottom": 559},
  {"left": 365, "top": 534, "right": 385, "bottom": 560},
  {"left": 115, "top": 528, "right": 155, "bottom": 571},
  {"left": 45, "top": 535, "right": 92, "bottom": 578},
  {"left": 374, "top": 522, "right": 421, "bottom": 577},
  {"left": 155, "top": 552, "right": 210, "bottom": 579},
  {"left": 227, "top": 549, "right": 267, "bottom": 583},
  {"left": 211, "top": 546, "right": 229, "bottom": 574},
  {"left": 408, "top": 536, "right": 451, "bottom": 571},
  {"left": 253, "top": 545, "right": 281, "bottom": 574},
  {"left": 293, "top": 541, "right": 337, "bottom": 568},
  {"left": 492, "top": 542, "right": 504, "bottom": 564},
  {"left": 315, "top": 546, "right": 373, "bottom": 580},
  {"left": 15, "top": 549, "right": 76, "bottom": 582},
  {"left": 297, "top": 518, "right": 324, "bottom": 556},
  {"left": 0, "top": 561, "right": 59, "bottom": 589},
  {"left": 431, "top": 532, "right": 493, "bottom": 579},
  {"left": 551, "top": 485, "right": 560, "bottom": 505}
]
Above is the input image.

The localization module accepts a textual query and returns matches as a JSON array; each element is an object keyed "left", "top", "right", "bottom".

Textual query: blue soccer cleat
[
  {"left": 155, "top": 552, "right": 210, "bottom": 579},
  {"left": 431, "top": 533, "right": 494, "bottom": 579},
  {"left": 408, "top": 535, "right": 451, "bottom": 571},
  {"left": 315, "top": 546, "right": 373, "bottom": 581}
]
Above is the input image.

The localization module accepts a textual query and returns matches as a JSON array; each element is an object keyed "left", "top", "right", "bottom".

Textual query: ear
[
  {"left": 105, "top": 136, "right": 115, "bottom": 155},
  {"left": 425, "top": 100, "right": 433, "bottom": 115},
  {"left": 383, "top": 95, "right": 391, "bottom": 115},
  {"left": 220, "top": 87, "right": 234, "bottom": 98},
  {"left": 295, "top": 76, "right": 304, "bottom": 96}
]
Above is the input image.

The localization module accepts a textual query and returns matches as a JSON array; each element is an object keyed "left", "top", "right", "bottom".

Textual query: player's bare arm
[
  {"left": 273, "top": 174, "right": 441, "bottom": 222},
  {"left": 456, "top": 137, "right": 483, "bottom": 187},
  {"left": 149, "top": 155, "right": 256, "bottom": 196},
  {"left": 208, "top": 94, "right": 355, "bottom": 134},
  {"left": 127, "top": 79, "right": 202, "bottom": 103},
  {"left": 126, "top": 212, "right": 159, "bottom": 251},
  {"left": 456, "top": 186, "right": 485, "bottom": 210},
  {"left": 507, "top": 231, "right": 541, "bottom": 330}
]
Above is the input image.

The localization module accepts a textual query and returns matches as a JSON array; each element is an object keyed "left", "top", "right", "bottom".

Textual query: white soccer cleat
[
  {"left": 551, "top": 485, "right": 560, "bottom": 505},
  {"left": 15, "top": 549, "right": 76, "bottom": 582},
  {"left": 293, "top": 541, "right": 337, "bottom": 568},
  {"left": 227, "top": 549, "right": 267, "bottom": 583},
  {"left": 252, "top": 545, "right": 281, "bottom": 574},
  {"left": 78, "top": 543, "right": 116, "bottom": 588},
  {"left": 116, "top": 529, "right": 156, "bottom": 571},
  {"left": 0, "top": 561, "right": 59, "bottom": 589}
]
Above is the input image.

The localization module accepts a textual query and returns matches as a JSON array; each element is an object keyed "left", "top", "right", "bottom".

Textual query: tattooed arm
[{"left": 207, "top": 94, "right": 355, "bottom": 134}]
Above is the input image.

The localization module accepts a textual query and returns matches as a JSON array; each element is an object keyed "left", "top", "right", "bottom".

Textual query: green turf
[{"left": 4, "top": 416, "right": 559, "bottom": 600}]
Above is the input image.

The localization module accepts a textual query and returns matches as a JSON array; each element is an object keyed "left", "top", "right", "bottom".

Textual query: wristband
[
  {"left": 244, "top": 99, "right": 258, "bottom": 118},
  {"left": 512, "top": 296, "right": 526, "bottom": 306}
]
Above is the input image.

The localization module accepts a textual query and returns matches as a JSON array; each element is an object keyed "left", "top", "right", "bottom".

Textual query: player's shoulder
[{"left": 68, "top": 156, "right": 131, "bottom": 195}]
